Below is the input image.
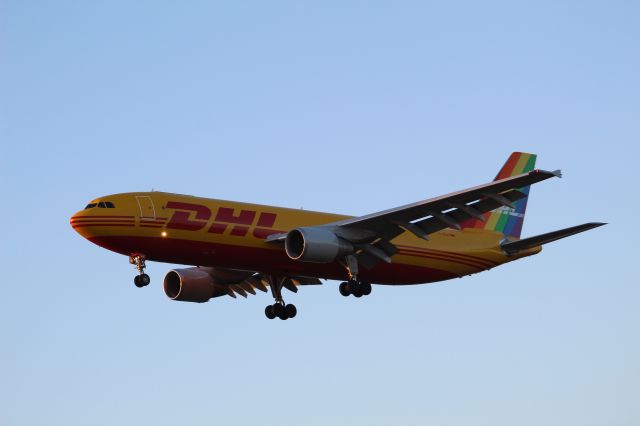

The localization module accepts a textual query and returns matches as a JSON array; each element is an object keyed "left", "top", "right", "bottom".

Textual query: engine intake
[
  {"left": 285, "top": 227, "right": 353, "bottom": 263},
  {"left": 163, "top": 268, "right": 226, "bottom": 303}
]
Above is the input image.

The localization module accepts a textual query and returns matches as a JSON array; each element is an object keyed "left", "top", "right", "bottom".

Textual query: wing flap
[
  {"left": 414, "top": 188, "right": 527, "bottom": 235},
  {"left": 222, "top": 273, "right": 322, "bottom": 299}
]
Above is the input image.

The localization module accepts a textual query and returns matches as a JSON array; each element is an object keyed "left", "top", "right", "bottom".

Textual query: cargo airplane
[{"left": 71, "top": 152, "right": 604, "bottom": 320}]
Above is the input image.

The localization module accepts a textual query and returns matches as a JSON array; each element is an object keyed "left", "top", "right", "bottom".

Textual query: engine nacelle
[
  {"left": 163, "top": 267, "right": 226, "bottom": 303},
  {"left": 285, "top": 227, "right": 354, "bottom": 263}
]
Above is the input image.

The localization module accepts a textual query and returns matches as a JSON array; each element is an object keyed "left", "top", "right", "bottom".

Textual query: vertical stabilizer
[{"left": 462, "top": 152, "right": 536, "bottom": 238}]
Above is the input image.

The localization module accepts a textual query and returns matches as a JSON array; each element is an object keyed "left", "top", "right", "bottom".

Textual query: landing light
[{"left": 161, "top": 231, "right": 167, "bottom": 237}]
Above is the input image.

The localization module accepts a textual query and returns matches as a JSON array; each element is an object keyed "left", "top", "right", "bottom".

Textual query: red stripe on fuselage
[
  {"left": 395, "top": 245, "right": 498, "bottom": 267},
  {"left": 72, "top": 224, "right": 135, "bottom": 228},
  {"left": 397, "top": 249, "right": 488, "bottom": 270},
  {"left": 71, "top": 215, "right": 134, "bottom": 220},
  {"left": 71, "top": 219, "right": 135, "bottom": 225},
  {"left": 88, "top": 235, "right": 459, "bottom": 285}
]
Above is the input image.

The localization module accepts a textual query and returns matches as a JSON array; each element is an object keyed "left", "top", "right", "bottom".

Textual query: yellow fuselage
[{"left": 71, "top": 192, "right": 540, "bottom": 284}]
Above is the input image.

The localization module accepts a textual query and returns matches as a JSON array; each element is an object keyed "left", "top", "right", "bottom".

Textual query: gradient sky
[{"left": 1, "top": 1, "right": 638, "bottom": 425}]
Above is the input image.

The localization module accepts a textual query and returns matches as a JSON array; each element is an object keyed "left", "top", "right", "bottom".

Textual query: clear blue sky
[{"left": 1, "top": 1, "right": 638, "bottom": 425}]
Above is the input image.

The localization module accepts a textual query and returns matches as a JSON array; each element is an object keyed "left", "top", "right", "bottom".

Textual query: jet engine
[
  {"left": 285, "top": 227, "right": 354, "bottom": 263},
  {"left": 163, "top": 267, "right": 227, "bottom": 303}
]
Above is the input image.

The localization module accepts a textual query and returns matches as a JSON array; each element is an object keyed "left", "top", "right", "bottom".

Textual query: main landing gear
[
  {"left": 264, "top": 276, "right": 297, "bottom": 320},
  {"left": 339, "top": 280, "right": 372, "bottom": 298},
  {"left": 338, "top": 254, "right": 373, "bottom": 298},
  {"left": 130, "top": 254, "right": 150, "bottom": 288}
]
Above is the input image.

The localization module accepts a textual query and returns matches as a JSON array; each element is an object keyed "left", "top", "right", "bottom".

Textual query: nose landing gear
[{"left": 130, "top": 254, "right": 150, "bottom": 288}]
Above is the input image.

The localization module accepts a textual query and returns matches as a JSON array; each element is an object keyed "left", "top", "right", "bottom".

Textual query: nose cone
[{"left": 70, "top": 210, "right": 92, "bottom": 239}]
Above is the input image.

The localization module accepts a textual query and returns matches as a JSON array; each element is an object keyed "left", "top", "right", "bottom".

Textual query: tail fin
[{"left": 463, "top": 152, "right": 537, "bottom": 238}]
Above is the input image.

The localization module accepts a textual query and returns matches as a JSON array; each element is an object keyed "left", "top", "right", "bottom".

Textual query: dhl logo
[{"left": 165, "top": 201, "right": 284, "bottom": 239}]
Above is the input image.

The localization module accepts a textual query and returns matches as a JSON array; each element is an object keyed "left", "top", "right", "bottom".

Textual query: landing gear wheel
[
  {"left": 134, "top": 274, "right": 150, "bottom": 288},
  {"left": 273, "top": 303, "right": 284, "bottom": 317},
  {"left": 139, "top": 273, "right": 150, "bottom": 286},
  {"left": 347, "top": 280, "right": 359, "bottom": 294},
  {"left": 265, "top": 305, "right": 276, "bottom": 319},
  {"left": 265, "top": 276, "right": 300, "bottom": 320},
  {"left": 285, "top": 304, "right": 297, "bottom": 319},
  {"left": 339, "top": 282, "right": 350, "bottom": 297},
  {"left": 277, "top": 307, "right": 288, "bottom": 320},
  {"left": 361, "top": 282, "right": 372, "bottom": 296},
  {"left": 130, "top": 255, "right": 149, "bottom": 288},
  {"left": 353, "top": 289, "right": 363, "bottom": 298}
]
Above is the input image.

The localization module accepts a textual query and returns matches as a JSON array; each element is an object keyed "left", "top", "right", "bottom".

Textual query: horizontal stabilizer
[{"left": 501, "top": 222, "right": 606, "bottom": 255}]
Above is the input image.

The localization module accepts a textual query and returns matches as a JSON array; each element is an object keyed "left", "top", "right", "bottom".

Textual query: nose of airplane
[{"left": 70, "top": 210, "right": 89, "bottom": 237}]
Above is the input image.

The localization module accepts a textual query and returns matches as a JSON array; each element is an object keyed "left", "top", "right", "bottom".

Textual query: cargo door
[{"left": 136, "top": 195, "right": 156, "bottom": 219}]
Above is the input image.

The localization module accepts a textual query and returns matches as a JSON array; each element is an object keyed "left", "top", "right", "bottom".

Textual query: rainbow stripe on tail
[{"left": 463, "top": 152, "right": 537, "bottom": 238}]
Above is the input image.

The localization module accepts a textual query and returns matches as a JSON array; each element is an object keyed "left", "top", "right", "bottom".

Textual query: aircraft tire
[
  {"left": 347, "top": 280, "right": 359, "bottom": 294},
  {"left": 273, "top": 303, "right": 284, "bottom": 316},
  {"left": 139, "top": 274, "right": 151, "bottom": 286},
  {"left": 361, "top": 282, "right": 372, "bottom": 296},
  {"left": 285, "top": 304, "right": 297, "bottom": 318},
  {"left": 265, "top": 305, "right": 276, "bottom": 319},
  {"left": 339, "top": 282, "right": 350, "bottom": 297},
  {"left": 134, "top": 274, "right": 149, "bottom": 288}
]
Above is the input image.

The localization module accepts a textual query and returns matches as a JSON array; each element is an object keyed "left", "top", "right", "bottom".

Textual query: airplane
[{"left": 70, "top": 152, "right": 605, "bottom": 320}]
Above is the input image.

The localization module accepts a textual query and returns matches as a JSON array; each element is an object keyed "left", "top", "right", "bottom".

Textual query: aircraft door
[{"left": 136, "top": 195, "right": 156, "bottom": 219}]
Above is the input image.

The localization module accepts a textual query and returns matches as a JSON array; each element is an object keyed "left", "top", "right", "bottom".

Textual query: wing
[
  {"left": 221, "top": 270, "right": 322, "bottom": 299},
  {"left": 267, "top": 169, "right": 561, "bottom": 268}
]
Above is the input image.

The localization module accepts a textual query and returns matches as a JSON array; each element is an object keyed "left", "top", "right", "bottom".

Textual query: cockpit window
[{"left": 84, "top": 201, "right": 115, "bottom": 209}]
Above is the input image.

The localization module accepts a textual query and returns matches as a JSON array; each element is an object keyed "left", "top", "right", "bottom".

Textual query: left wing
[{"left": 224, "top": 272, "right": 321, "bottom": 299}]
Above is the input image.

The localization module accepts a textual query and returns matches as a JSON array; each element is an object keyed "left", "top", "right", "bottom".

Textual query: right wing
[{"left": 267, "top": 169, "right": 561, "bottom": 268}]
